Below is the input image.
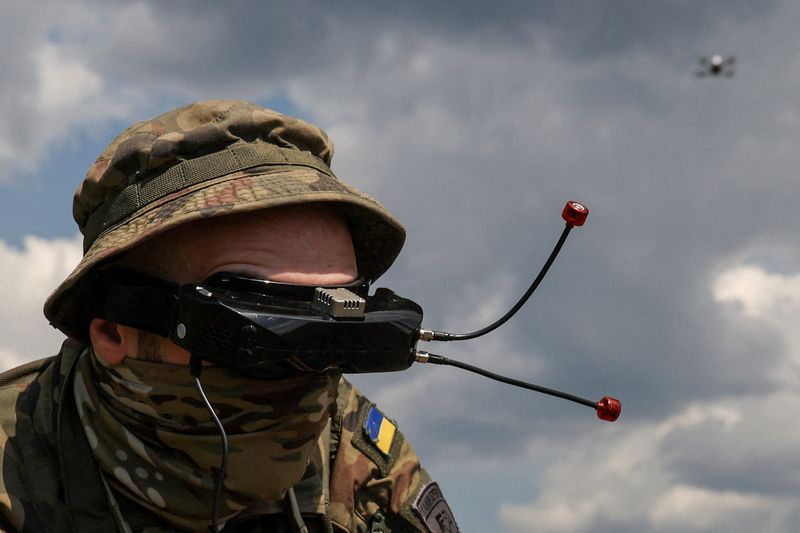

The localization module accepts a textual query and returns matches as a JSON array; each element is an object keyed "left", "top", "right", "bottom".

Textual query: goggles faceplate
[{"left": 94, "top": 268, "right": 423, "bottom": 377}]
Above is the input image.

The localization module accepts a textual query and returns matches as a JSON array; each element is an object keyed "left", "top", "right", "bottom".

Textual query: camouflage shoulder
[
  {"left": 332, "top": 378, "right": 403, "bottom": 476},
  {"left": 329, "top": 379, "right": 459, "bottom": 532},
  {"left": 0, "top": 356, "right": 55, "bottom": 432},
  {"left": 0, "top": 339, "right": 88, "bottom": 533},
  {"left": 0, "top": 356, "right": 58, "bottom": 532},
  {"left": 0, "top": 357, "right": 53, "bottom": 389}
]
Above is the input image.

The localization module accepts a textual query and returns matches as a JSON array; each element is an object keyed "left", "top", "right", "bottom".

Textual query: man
[{"left": 0, "top": 100, "right": 458, "bottom": 532}]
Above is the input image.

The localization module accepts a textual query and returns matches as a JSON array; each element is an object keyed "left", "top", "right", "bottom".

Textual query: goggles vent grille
[{"left": 312, "top": 287, "right": 366, "bottom": 318}]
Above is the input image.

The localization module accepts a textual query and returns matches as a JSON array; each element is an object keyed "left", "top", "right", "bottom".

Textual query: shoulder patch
[
  {"left": 412, "top": 481, "right": 460, "bottom": 533},
  {"left": 351, "top": 402, "right": 404, "bottom": 477},
  {"left": 364, "top": 405, "right": 396, "bottom": 456}
]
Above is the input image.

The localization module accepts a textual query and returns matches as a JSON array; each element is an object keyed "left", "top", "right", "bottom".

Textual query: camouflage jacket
[{"left": 0, "top": 339, "right": 457, "bottom": 532}]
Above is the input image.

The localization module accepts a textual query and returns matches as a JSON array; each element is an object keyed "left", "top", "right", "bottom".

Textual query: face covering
[{"left": 73, "top": 349, "right": 339, "bottom": 530}]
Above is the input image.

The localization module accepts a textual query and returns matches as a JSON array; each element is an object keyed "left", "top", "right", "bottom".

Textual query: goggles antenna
[
  {"left": 415, "top": 201, "right": 620, "bottom": 422},
  {"left": 419, "top": 201, "right": 589, "bottom": 343}
]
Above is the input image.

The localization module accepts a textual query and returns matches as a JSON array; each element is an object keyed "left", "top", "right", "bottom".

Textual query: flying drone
[{"left": 696, "top": 54, "right": 735, "bottom": 78}]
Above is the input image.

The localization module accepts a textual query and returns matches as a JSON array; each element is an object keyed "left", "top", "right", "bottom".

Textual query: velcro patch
[
  {"left": 351, "top": 402, "right": 404, "bottom": 477},
  {"left": 412, "top": 481, "right": 460, "bottom": 533},
  {"left": 363, "top": 405, "right": 396, "bottom": 456}
]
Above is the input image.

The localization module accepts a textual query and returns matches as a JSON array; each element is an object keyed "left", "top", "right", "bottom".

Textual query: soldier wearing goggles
[{"left": 0, "top": 100, "right": 458, "bottom": 533}]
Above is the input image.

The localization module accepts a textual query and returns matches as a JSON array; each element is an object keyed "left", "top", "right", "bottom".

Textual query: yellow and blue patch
[{"left": 363, "top": 406, "right": 396, "bottom": 456}]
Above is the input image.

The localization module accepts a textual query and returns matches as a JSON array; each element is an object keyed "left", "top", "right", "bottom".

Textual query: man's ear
[{"left": 89, "top": 318, "right": 138, "bottom": 364}]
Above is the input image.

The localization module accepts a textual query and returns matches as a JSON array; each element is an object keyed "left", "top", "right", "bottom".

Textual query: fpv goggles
[{"left": 93, "top": 268, "right": 423, "bottom": 377}]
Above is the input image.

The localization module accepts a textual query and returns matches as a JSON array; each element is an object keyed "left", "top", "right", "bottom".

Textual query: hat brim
[{"left": 44, "top": 165, "right": 405, "bottom": 341}]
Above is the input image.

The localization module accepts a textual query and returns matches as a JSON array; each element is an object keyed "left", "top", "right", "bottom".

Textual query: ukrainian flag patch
[{"left": 363, "top": 406, "right": 396, "bottom": 456}]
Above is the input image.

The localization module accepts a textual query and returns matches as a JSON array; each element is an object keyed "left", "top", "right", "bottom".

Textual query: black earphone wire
[{"left": 190, "top": 356, "right": 229, "bottom": 533}]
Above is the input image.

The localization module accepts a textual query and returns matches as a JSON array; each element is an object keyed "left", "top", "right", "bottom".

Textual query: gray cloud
[
  {"left": 1, "top": 0, "right": 799, "bottom": 530},
  {"left": 0, "top": 6, "right": 54, "bottom": 175}
]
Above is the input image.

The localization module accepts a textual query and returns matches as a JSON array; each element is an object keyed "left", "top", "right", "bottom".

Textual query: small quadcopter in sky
[{"left": 696, "top": 54, "right": 736, "bottom": 78}]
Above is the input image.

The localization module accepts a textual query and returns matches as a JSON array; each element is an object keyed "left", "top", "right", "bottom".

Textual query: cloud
[
  {"left": 500, "top": 391, "right": 800, "bottom": 532},
  {"left": 36, "top": 43, "right": 103, "bottom": 113},
  {"left": 0, "top": 235, "right": 82, "bottom": 370},
  {"left": 649, "top": 484, "right": 794, "bottom": 532},
  {"left": 0, "top": 2, "right": 136, "bottom": 180},
  {"left": 497, "top": 262, "right": 800, "bottom": 532},
  {"left": 713, "top": 264, "right": 800, "bottom": 323},
  {"left": 713, "top": 264, "right": 800, "bottom": 387}
]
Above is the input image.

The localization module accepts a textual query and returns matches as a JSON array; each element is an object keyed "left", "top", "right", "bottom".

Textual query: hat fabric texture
[{"left": 44, "top": 100, "right": 405, "bottom": 341}]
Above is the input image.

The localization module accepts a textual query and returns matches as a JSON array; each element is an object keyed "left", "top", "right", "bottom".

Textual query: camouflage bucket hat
[{"left": 44, "top": 100, "right": 405, "bottom": 341}]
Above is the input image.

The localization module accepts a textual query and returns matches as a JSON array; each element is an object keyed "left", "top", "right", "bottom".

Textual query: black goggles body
[{"left": 93, "top": 268, "right": 423, "bottom": 377}]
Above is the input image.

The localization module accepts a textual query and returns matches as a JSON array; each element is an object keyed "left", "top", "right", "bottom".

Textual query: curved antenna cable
[{"left": 420, "top": 201, "right": 588, "bottom": 343}]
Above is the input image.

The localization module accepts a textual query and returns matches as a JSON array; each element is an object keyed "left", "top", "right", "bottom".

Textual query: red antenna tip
[
  {"left": 595, "top": 396, "right": 621, "bottom": 422},
  {"left": 562, "top": 201, "right": 589, "bottom": 227}
]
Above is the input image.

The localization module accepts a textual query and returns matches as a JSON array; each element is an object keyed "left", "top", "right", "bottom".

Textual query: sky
[{"left": 1, "top": 1, "right": 800, "bottom": 531}]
